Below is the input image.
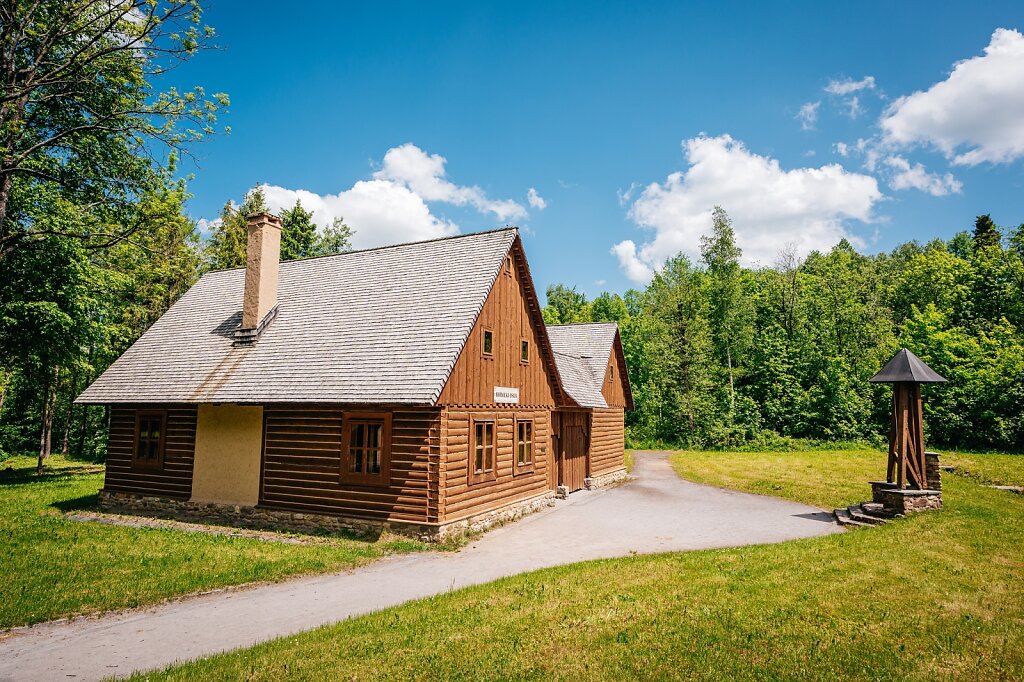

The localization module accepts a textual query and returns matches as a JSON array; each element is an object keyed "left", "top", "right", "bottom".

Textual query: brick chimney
[{"left": 235, "top": 212, "right": 282, "bottom": 345}]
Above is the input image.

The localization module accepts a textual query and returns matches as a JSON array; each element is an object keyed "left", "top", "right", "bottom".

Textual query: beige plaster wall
[{"left": 190, "top": 404, "right": 264, "bottom": 506}]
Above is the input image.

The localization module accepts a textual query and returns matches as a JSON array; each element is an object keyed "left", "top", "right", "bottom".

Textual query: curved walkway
[{"left": 0, "top": 451, "right": 840, "bottom": 681}]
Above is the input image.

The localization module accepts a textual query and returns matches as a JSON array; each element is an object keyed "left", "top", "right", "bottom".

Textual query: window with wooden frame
[
  {"left": 341, "top": 412, "right": 392, "bottom": 486},
  {"left": 504, "top": 255, "right": 513, "bottom": 276},
  {"left": 133, "top": 410, "right": 166, "bottom": 470},
  {"left": 482, "top": 328, "right": 494, "bottom": 358},
  {"left": 609, "top": 361, "right": 615, "bottom": 383},
  {"left": 514, "top": 418, "right": 534, "bottom": 475},
  {"left": 469, "top": 417, "right": 496, "bottom": 484},
  {"left": 520, "top": 339, "right": 530, "bottom": 364}
]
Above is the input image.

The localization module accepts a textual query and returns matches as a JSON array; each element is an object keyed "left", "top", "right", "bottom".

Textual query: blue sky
[{"left": 173, "top": 1, "right": 1024, "bottom": 296}]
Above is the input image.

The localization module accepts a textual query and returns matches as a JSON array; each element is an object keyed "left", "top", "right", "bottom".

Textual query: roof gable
[
  {"left": 546, "top": 322, "right": 631, "bottom": 409},
  {"left": 435, "top": 235, "right": 565, "bottom": 406},
  {"left": 77, "top": 229, "right": 519, "bottom": 405}
]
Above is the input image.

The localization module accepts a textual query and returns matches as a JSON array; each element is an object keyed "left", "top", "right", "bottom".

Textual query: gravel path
[{"left": 0, "top": 451, "right": 840, "bottom": 681}]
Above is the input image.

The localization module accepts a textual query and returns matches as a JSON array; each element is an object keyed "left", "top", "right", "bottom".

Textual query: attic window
[
  {"left": 483, "top": 329, "right": 494, "bottom": 357},
  {"left": 504, "top": 255, "right": 513, "bottom": 275},
  {"left": 609, "top": 363, "right": 614, "bottom": 383},
  {"left": 521, "top": 339, "right": 529, "bottom": 364}
]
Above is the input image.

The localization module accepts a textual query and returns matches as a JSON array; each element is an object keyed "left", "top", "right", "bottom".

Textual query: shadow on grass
[
  {"left": 0, "top": 466, "right": 103, "bottom": 487},
  {"left": 50, "top": 492, "right": 101, "bottom": 513}
]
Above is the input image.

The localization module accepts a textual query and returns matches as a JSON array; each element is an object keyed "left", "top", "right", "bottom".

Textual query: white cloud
[
  {"left": 610, "top": 240, "right": 654, "bottom": 283},
  {"left": 884, "top": 155, "right": 963, "bottom": 196},
  {"left": 373, "top": 143, "right": 526, "bottom": 220},
  {"left": 613, "top": 134, "right": 883, "bottom": 283},
  {"left": 846, "top": 95, "right": 863, "bottom": 119},
  {"left": 880, "top": 28, "right": 1024, "bottom": 165},
  {"left": 834, "top": 142, "right": 850, "bottom": 157},
  {"left": 796, "top": 101, "right": 820, "bottom": 130},
  {"left": 617, "top": 182, "right": 639, "bottom": 206},
  {"left": 527, "top": 187, "right": 547, "bottom": 210},
  {"left": 261, "top": 180, "right": 459, "bottom": 249},
  {"left": 196, "top": 217, "right": 222, "bottom": 237},
  {"left": 210, "top": 143, "right": 532, "bottom": 251},
  {"left": 825, "top": 76, "right": 876, "bottom": 96}
]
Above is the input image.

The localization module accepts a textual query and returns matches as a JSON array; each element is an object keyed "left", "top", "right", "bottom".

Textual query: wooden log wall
[
  {"left": 105, "top": 405, "right": 197, "bottom": 499},
  {"left": 440, "top": 407, "right": 552, "bottom": 522},
  {"left": 589, "top": 407, "right": 626, "bottom": 475},
  {"left": 260, "top": 405, "right": 441, "bottom": 523}
]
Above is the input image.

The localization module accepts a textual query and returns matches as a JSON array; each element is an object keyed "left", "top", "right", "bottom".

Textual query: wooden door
[{"left": 557, "top": 411, "right": 589, "bottom": 492}]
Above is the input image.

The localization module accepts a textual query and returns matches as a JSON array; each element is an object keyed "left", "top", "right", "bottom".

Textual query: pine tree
[
  {"left": 973, "top": 214, "right": 1000, "bottom": 251},
  {"left": 206, "top": 187, "right": 267, "bottom": 270},
  {"left": 280, "top": 200, "right": 318, "bottom": 261}
]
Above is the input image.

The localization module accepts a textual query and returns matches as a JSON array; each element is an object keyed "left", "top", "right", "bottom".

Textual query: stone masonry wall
[{"left": 98, "top": 488, "right": 555, "bottom": 543}]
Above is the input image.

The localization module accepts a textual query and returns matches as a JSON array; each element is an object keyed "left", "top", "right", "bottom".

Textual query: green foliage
[
  {"left": 547, "top": 210, "right": 1023, "bottom": 451},
  {"left": 0, "top": 0, "right": 227, "bottom": 261},
  {"left": 542, "top": 284, "right": 591, "bottom": 325},
  {"left": 208, "top": 190, "right": 354, "bottom": 268},
  {"left": 206, "top": 187, "right": 267, "bottom": 270}
]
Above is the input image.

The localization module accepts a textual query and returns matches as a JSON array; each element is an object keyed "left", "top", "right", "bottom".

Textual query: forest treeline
[
  {"left": 544, "top": 208, "right": 1024, "bottom": 452},
  {"left": 1, "top": 3, "right": 1021, "bottom": 468}
]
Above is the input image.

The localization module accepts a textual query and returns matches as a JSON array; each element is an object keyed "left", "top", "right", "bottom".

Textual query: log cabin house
[{"left": 76, "top": 214, "right": 632, "bottom": 540}]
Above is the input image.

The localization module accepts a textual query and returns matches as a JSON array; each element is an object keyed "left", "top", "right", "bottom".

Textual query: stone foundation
[
  {"left": 436, "top": 491, "right": 556, "bottom": 538},
  {"left": 98, "top": 489, "right": 555, "bottom": 543},
  {"left": 925, "top": 451, "right": 942, "bottom": 491},
  {"left": 869, "top": 481, "right": 943, "bottom": 514},
  {"left": 585, "top": 467, "right": 629, "bottom": 490}
]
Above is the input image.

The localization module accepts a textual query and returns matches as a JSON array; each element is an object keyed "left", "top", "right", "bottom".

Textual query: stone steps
[{"left": 833, "top": 502, "right": 899, "bottom": 528}]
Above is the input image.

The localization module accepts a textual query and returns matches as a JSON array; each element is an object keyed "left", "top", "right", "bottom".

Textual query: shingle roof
[
  {"left": 77, "top": 229, "right": 519, "bottom": 405},
  {"left": 545, "top": 322, "right": 619, "bottom": 409},
  {"left": 869, "top": 348, "right": 947, "bottom": 384}
]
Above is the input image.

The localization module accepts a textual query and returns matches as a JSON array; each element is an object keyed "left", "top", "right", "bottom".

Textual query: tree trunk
[
  {"left": 726, "top": 345, "right": 736, "bottom": 416},
  {"left": 37, "top": 366, "right": 59, "bottom": 473},
  {"left": 61, "top": 370, "right": 80, "bottom": 456},
  {"left": 76, "top": 404, "right": 90, "bottom": 458}
]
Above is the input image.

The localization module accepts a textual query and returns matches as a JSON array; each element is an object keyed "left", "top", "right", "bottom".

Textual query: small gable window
[
  {"left": 133, "top": 410, "right": 166, "bottom": 470},
  {"left": 505, "top": 255, "right": 513, "bottom": 275},
  {"left": 514, "top": 419, "right": 534, "bottom": 474},
  {"left": 482, "top": 329, "right": 494, "bottom": 357},
  {"left": 609, "top": 363, "right": 614, "bottom": 383},
  {"left": 342, "top": 412, "right": 392, "bottom": 486},
  {"left": 521, "top": 339, "right": 530, "bottom": 364},
  {"left": 469, "top": 417, "right": 496, "bottom": 484}
]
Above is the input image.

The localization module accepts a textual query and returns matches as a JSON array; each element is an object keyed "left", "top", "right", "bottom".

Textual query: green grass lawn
[
  {"left": 0, "top": 455, "right": 428, "bottom": 628},
  {"left": 137, "top": 448, "right": 1024, "bottom": 681}
]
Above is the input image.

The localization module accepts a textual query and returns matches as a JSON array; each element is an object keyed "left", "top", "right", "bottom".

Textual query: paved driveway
[{"left": 0, "top": 451, "right": 839, "bottom": 681}]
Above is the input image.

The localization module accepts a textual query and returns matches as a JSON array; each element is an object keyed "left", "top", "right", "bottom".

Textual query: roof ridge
[
  {"left": 547, "top": 321, "right": 619, "bottom": 328},
  {"left": 204, "top": 226, "right": 521, "bottom": 274}
]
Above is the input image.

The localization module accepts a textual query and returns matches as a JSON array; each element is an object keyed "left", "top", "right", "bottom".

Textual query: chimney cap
[{"left": 246, "top": 211, "right": 282, "bottom": 228}]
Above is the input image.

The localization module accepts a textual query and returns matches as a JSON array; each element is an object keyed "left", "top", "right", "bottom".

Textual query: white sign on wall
[{"left": 494, "top": 386, "right": 520, "bottom": 404}]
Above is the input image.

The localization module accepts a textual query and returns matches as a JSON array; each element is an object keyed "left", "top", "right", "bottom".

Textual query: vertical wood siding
[
  {"left": 601, "top": 336, "right": 631, "bottom": 409},
  {"left": 556, "top": 409, "right": 590, "bottom": 491},
  {"left": 589, "top": 407, "right": 626, "bottom": 475},
  {"left": 441, "top": 407, "right": 553, "bottom": 520},
  {"left": 260, "top": 405, "right": 441, "bottom": 523},
  {"left": 437, "top": 245, "right": 558, "bottom": 407},
  {"left": 104, "top": 405, "right": 197, "bottom": 499}
]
